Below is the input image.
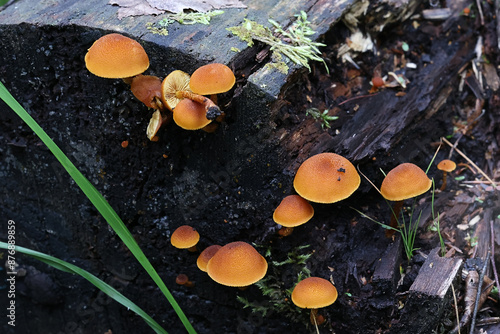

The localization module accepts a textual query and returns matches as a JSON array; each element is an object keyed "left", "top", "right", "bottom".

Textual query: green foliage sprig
[
  {"left": 147, "top": 10, "right": 224, "bottom": 36},
  {"left": 305, "top": 108, "right": 338, "bottom": 129},
  {"left": 227, "top": 11, "right": 328, "bottom": 74}
]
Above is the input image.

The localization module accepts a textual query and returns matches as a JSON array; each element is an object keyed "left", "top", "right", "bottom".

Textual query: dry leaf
[
  {"left": 109, "top": 0, "right": 164, "bottom": 19},
  {"left": 147, "top": 0, "right": 246, "bottom": 13}
]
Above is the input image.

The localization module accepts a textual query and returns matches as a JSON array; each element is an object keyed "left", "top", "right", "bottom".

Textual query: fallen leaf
[
  {"left": 147, "top": 0, "right": 246, "bottom": 13},
  {"left": 109, "top": 0, "right": 164, "bottom": 19}
]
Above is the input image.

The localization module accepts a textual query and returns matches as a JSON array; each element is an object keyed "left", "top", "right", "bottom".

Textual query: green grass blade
[
  {"left": 0, "top": 82, "right": 196, "bottom": 334},
  {"left": 0, "top": 242, "right": 167, "bottom": 334}
]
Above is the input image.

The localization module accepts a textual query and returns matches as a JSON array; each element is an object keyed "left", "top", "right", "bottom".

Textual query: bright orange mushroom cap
[
  {"left": 292, "top": 277, "right": 338, "bottom": 309},
  {"left": 197, "top": 245, "right": 222, "bottom": 272},
  {"left": 173, "top": 99, "right": 212, "bottom": 130},
  {"left": 85, "top": 33, "right": 149, "bottom": 79},
  {"left": 206, "top": 241, "right": 267, "bottom": 287},
  {"left": 380, "top": 163, "right": 432, "bottom": 201},
  {"left": 437, "top": 159, "right": 456, "bottom": 172},
  {"left": 170, "top": 225, "right": 200, "bottom": 249},
  {"left": 273, "top": 195, "right": 314, "bottom": 227},
  {"left": 189, "top": 63, "right": 235, "bottom": 95},
  {"left": 293, "top": 153, "right": 360, "bottom": 204}
]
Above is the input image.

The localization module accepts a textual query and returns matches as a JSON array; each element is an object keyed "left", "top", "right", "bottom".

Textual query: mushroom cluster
[{"left": 84, "top": 33, "right": 236, "bottom": 142}]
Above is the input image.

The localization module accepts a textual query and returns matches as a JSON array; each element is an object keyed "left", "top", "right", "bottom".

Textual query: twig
[
  {"left": 451, "top": 283, "right": 461, "bottom": 334},
  {"left": 476, "top": 0, "right": 485, "bottom": 26},
  {"left": 491, "top": 220, "right": 500, "bottom": 300},
  {"left": 442, "top": 137, "right": 498, "bottom": 188},
  {"left": 469, "top": 251, "right": 490, "bottom": 334}
]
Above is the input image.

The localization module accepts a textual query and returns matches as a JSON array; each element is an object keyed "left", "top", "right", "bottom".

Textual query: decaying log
[{"left": 389, "top": 248, "right": 463, "bottom": 334}]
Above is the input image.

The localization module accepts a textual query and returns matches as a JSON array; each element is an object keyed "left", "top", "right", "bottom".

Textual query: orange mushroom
[
  {"left": 293, "top": 153, "right": 360, "bottom": 204},
  {"left": 85, "top": 33, "right": 149, "bottom": 80},
  {"left": 170, "top": 225, "right": 200, "bottom": 252},
  {"left": 273, "top": 195, "right": 314, "bottom": 236},
  {"left": 130, "top": 75, "right": 163, "bottom": 109},
  {"left": 175, "top": 274, "right": 195, "bottom": 288},
  {"left": 160, "top": 70, "right": 192, "bottom": 111},
  {"left": 291, "top": 277, "right": 338, "bottom": 329},
  {"left": 196, "top": 245, "right": 222, "bottom": 272},
  {"left": 146, "top": 109, "right": 171, "bottom": 141},
  {"left": 206, "top": 241, "right": 267, "bottom": 287},
  {"left": 437, "top": 159, "right": 456, "bottom": 191},
  {"left": 380, "top": 163, "right": 432, "bottom": 237},
  {"left": 173, "top": 98, "right": 212, "bottom": 130}
]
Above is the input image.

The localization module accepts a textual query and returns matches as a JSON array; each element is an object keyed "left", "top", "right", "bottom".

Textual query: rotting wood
[
  {"left": 371, "top": 235, "right": 402, "bottom": 308},
  {"left": 389, "top": 248, "right": 463, "bottom": 334}
]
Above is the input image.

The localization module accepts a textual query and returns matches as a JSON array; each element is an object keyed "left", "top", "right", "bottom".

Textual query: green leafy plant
[
  {"left": 227, "top": 11, "right": 328, "bottom": 74},
  {"left": 0, "top": 242, "right": 167, "bottom": 334},
  {"left": 0, "top": 82, "right": 196, "bottom": 333},
  {"left": 147, "top": 10, "right": 224, "bottom": 36},
  {"left": 237, "top": 245, "right": 312, "bottom": 322},
  {"left": 429, "top": 179, "right": 446, "bottom": 256},
  {"left": 305, "top": 108, "right": 338, "bottom": 129}
]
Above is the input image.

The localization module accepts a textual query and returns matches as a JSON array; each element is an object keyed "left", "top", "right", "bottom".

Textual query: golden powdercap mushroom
[
  {"left": 130, "top": 75, "right": 162, "bottom": 109},
  {"left": 161, "top": 70, "right": 192, "bottom": 111},
  {"left": 196, "top": 245, "right": 222, "bottom": 272},
  {"left": 85, "top": 33, "right": 149, "bottom": 79},
  {"left": 189, "top": 63, "right": 235, "bottom": 95},
  {"left": 206, "top": 241, "right": 267, "bottom": 287},
  {"left": 380, "top": 163, "right": 432, "bottom": 201},
  {"left": 170, "top": 225, "right": 200, "bottom": 249},
  {"left": 292, "top": 277, "right": 338, "bottom": 309},
  {"left": 173, "top": 99, "right": 212, "bottom": 130},
  {"left": 273, "top": 195, "right": 314, "bottom": 227},
  {"left": 437, "top": 159, "right": 456, "bottom": 172},
  {"left": 293, "top": 153, "right": 360, "bottom": 204}
]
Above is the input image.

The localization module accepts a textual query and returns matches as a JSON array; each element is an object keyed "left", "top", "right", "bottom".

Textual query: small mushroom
[
  {"left": 173, "top": 98, "right": 212, "bottom": 130},
  {"left": 130, "top": 75, "right": 163, "bottom": 109},
  {"left": 380, "top": 163, "right": 432, "bottom": 237},
  {"left": 273, "top": 195, "right": 314, "bottom": 236},
  {"left": 291, "top": 277, "right": 338, "bottom": 331},
  {"left": 160, "top": 70, "right": 192, "bottom": 111},
  {"left": 196, "top": 245, "right": 222, "bottom": 272},
  {"left": 293, "top": 153, "right": 360, "bottom": 204},
  {"left": 437, "top": 159, "right": 456, "bottom": 191},
  {"left": 206, "top": 241, "right": 267, "bottom": 287},
  {"left": 175, "top": 274, "right": 195, "bottom": 288},
  {"left": 170, "top": 225, "right": 200, "bottom": 252},
  {"left": 84, "top": 33, "right": 149, "bottom": 80}
]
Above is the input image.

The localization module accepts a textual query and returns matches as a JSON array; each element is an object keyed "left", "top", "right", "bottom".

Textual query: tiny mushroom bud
[
  {"left": 170, "top": 225, "right": 200, "bottom": 252},
  {"left": 293, "top": 153, "right": 360, "bottom": 204},
  {"left": 175, "top": 274, "right": 195, "bottom": 288},
  {"left": 273, "top": 195, "right": 314, "bottom": 236},
  {"left": 380, "top": 163, "right": 432, "bottom": 237},
  {"left": 206, "top": 241, "right": 267, "bottom": 287},
  {"left": 437, "top": 159, "right": 456, "bottom": 191},
  {"left": 85, "top": 33, "right": 149, "bottom": 80}
]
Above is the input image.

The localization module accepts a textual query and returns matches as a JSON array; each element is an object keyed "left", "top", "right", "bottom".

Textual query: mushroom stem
[
  {"left": 440, "top": 171, "right": 448, "bottom": 191},
  {"left": 175, "top": 90, "right": 222, "bottom": 120},
  {"left": 278, "top": 226, "right": 294, "bottom": 237},
  {"left": 310, "top": 309, "right": 320, "bottom": 334},
  {"left": 386, "top": 200, "right": 403, "bottom": 238}
]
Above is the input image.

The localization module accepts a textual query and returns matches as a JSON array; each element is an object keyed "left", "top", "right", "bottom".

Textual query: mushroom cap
[
  {"left": 175, "top": 274, "right": 189, "bottom": 285},
  {"left": 437, "top": 159, "right": 456, "bottom": 172},
  {"left": 146, "top": 109, "right": 162, "bottom": 140},
  {"left": 291, "top": 277, "right": 338, "bottom": 309},
  {"left": 380, "top": 163, "right": 432, "bottom": 201},
  {"left": 273, "top": 195, "right": 314, "bottom": 227},
  {"left": 85, "top": 33, "right": 149, "bottom": 79},
  {"left": 293, "top": 153, "right": 360, "bottom": 204},
  {"left": 173, "top": 98, "right": 212, "bottom": 130},
  {"left": 196, "top": 245, "right": 222, "bottom": 272},
  {"left": 206, "top": 241, "right": 267, "bottom": 287},
  {"left": 170, "top": 225, "right": 200, "bottom": 249},
  {"left": 161, "top": 70, "right": 192, "bottom": 111},
  {"left": 189, "top": 63, "right": 235, "bottom": 95},
  {"left": 130, "top": 75, "right": 162, "bottom": 108}
]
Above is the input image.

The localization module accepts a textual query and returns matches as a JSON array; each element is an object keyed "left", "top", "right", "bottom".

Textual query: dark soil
[{"left": 1, "top": 2, "right": 499, "bottom": 334}]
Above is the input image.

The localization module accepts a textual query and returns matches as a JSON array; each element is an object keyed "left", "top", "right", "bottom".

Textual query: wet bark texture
[{"left": 1, "top": 0, "right": 498, "bottom": 333}]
